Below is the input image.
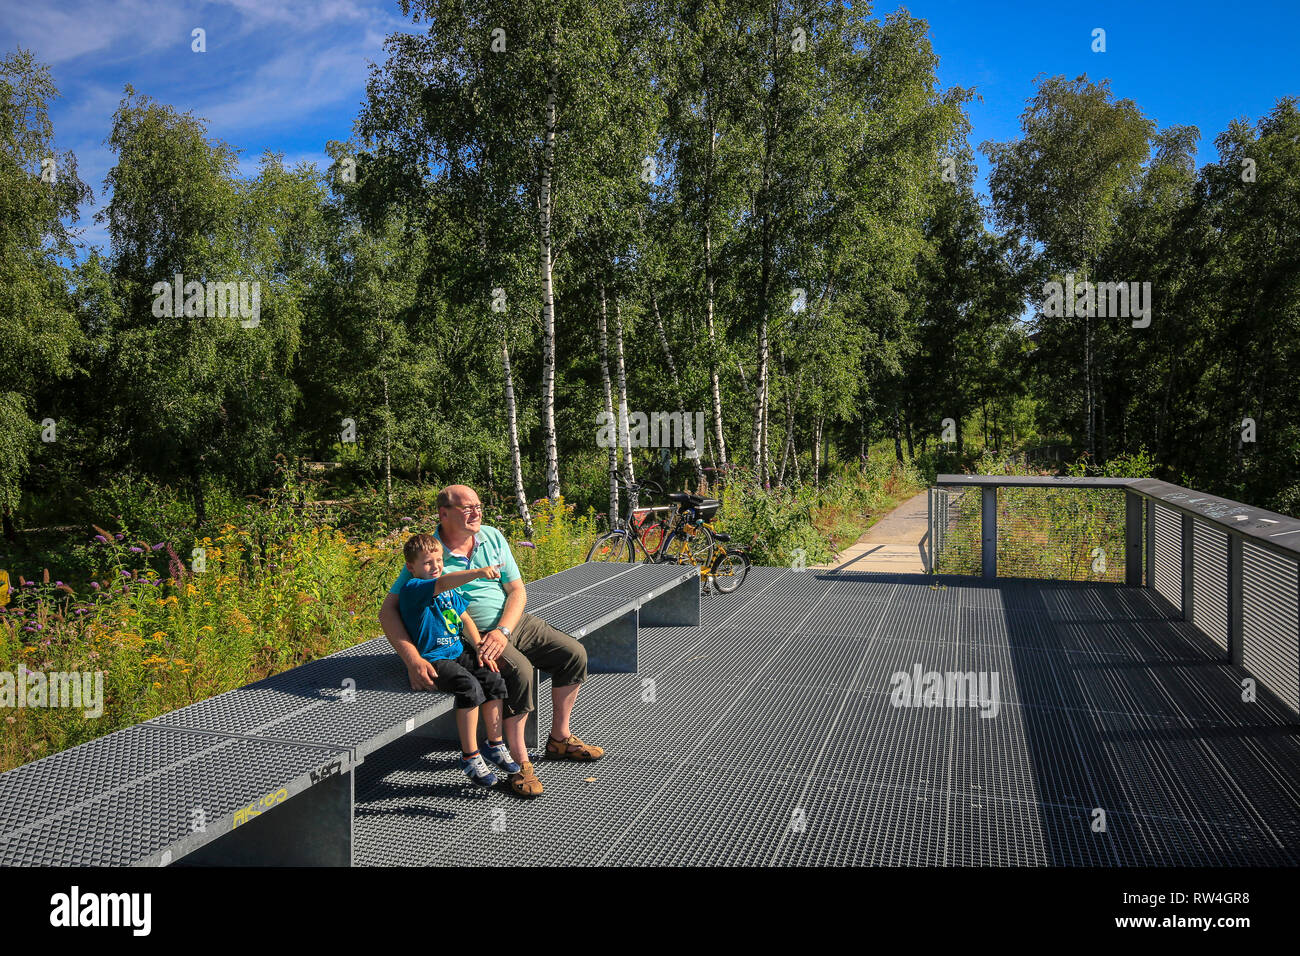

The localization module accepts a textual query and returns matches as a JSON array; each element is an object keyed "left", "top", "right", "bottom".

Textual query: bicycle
[
  {"left": 586, "top": 481, "right": 674, "bottom": 563},
  {"left": 586, "top": 483, "right": 720, "bottom": 566},
  {"left": 657, "top": 495, "right": 751, "bottom": 593},
  {"left": 656, "top": 491, "right": 722, "bottom": 567},
  {"left": 697, "top": 532, "right": 753, "bottom": 593}
]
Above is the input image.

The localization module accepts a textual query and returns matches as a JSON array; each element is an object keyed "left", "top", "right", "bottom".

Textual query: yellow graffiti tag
[{"left": 231, "top": 788, "right": 289, "bottom": 828}]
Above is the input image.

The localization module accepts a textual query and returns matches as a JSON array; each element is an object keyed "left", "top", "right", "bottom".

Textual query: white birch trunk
[
  {"left": 613, "top": 295, "right": 637, "bottom": 504},
  {"left": 502, "top": 333, "right": 534, "bottom": 535},
  {"left": 598, "top": 278, "right": 621, "bottom": 523},
  {"left": 539, "top": 59, "right": 560, "bottom": 500}
]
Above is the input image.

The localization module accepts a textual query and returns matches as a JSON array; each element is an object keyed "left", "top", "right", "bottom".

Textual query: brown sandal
[
  {"left": 546, "top": 734, "right": 605, "bottom": 761},
  {"left": 508, "top": 761, "right": 543, "bottom": 798}
]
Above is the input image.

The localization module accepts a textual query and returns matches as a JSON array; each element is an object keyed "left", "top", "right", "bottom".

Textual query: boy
[{"left": 398, "top": 533, "right": 521, "bottom": 786}]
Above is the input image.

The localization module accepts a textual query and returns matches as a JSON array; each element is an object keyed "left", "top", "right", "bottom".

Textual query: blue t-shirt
[
  {"left": 397, "top": 578, "right": 469, "bottom": 663},
  {"left": 389, "top": 525, "right": 522, "bottom": 632}
]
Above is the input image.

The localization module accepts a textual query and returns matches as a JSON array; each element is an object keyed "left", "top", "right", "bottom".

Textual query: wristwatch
[{"left": 498, "top": 625, "right": 512, "bottom": 639}]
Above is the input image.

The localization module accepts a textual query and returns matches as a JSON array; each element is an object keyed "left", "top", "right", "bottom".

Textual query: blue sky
[{"left": 2, "top": 0, "right": 1297, "bottom": 256}]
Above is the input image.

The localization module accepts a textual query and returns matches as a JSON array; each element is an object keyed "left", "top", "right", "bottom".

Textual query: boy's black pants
[{"left": 431, "top": 647, "right": 508, "bottom": 709}]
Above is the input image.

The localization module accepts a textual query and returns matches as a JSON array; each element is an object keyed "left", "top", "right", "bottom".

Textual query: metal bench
[{"left": 0, "top": 561, "right": 699, "bottom": 867}]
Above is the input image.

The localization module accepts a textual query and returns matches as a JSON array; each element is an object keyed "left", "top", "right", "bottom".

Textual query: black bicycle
[
  {"left": 586, "top": 481, "right": 671, "bottom": 562},
  {"left": 586, "top": 482, "right": 719, "bottom": 565}
]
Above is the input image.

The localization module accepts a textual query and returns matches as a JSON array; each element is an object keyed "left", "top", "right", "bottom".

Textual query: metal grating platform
[
  {"left": 0, "top": 723, "right": 348, "bottom": 866},
  {"left": 355, "top": 569, "right": 1300, "bottom": 867},
  {"left": 0, "top": 560, "right": 693, "bottom": 866}
]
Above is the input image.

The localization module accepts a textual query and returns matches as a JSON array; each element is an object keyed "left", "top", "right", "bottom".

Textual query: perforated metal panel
[
  {"left": 1151, "top": 504, "right": 1182, "bottom": 609},
  {"left": 1193, "top": 523, "right": 1230, "bottom": 650},
  {"left": 527, "top": 562, "right": 634, "bottom": 592},
  {"left": 931, "top": 487, "right": 980, "bottom": 576},
  {"left": 531, "top": 594, "right": 634, "bottom": 633},
  {"left": 1242, "top": 543, "right": 1300, "bottom": 714}
]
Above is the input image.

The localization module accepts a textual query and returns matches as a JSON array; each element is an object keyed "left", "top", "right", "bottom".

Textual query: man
[{"left": 379, "top": 484, "right": 604, "bottom": 797}]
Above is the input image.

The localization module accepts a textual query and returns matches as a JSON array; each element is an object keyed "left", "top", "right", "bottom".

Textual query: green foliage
[
  {"left": 715, "top": 456, "right": 923, "bottom": 567},
  {"left": 0, "top": 49, "right": 90, "bottom": 520},
  {"left": 502, "top": 497, "right": 601, "bottom": 581}
]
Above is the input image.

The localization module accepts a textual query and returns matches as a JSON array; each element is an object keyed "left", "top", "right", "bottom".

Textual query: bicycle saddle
[{"left": 711, "top": 532, "right": 731, "bottom": 542}]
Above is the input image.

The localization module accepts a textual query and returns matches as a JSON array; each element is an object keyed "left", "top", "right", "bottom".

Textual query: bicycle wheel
[
  {"left": 638, "top": 519, "right": 667, "bottom": 559},
  {"left": 710, "top": 550, "right": 751, "bottom": 593},
  {"left": 586, "top": 531, "right": 633, "bottom": 563},
  {"left": 661, "top": 525, "right": 715, "bottom": 567}
]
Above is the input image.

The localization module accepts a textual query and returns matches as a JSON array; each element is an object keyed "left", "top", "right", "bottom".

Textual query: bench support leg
[
  {"left": 639, "top": 576, "right": 701, "bottom": 627},
  {"left": 179, "top": 769, "right": 353, "bottom": 867},
  {"left": 580, "top": 608, "right": 640, "bottom": 673}
]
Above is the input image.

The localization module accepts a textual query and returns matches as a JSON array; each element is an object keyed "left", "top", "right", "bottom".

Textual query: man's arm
[
  {"left": 379, "top": 593, "right": 438, "bottom": 690},
  {"left": 478, "top": 578, "right": 526, "bottom": 662},
  {"left": 460, "top": 612, "right": 499, "bottom": 673}
]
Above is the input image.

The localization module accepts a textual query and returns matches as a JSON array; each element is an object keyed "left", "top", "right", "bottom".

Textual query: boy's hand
[
  {"left": 407, "top": 658, "right": 438, "bottom": 691},
  {"left": 478, "top": 563, "right": 502, "bottom": 580}
]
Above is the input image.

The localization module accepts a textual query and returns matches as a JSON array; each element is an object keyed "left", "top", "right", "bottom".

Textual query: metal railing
[{"left": 929, "top": 475, "right": 1300, "bottom": 719}]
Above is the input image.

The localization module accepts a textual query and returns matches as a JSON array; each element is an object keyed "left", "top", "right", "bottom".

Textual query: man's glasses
[{"left": 453, "top": 505, "right": 484, "bottom": 516}]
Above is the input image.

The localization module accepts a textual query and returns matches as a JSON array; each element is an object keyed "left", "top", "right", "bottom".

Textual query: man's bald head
[{"left": 437, "top": 484, "right": 479, "bottom": 509}]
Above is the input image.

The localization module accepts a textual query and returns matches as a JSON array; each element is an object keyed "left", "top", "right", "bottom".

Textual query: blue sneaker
[
  {"left": 483, "top": 739, "right": 522, "bottom": 775},
  {"left": 460, "top": 752, "right": 500, "bottom": 787}
]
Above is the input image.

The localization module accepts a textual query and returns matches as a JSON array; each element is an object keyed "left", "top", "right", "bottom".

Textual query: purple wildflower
[
  {"left": 129, "top": 547, "right": 144, "bottom": 553},
  {"left": 152, "top": 543, "right": 166, "bottom": 551},
  {"left": 115, "top": 533, "right": 124, "bottom": 541},
  {"left": 94, "top": 535, "right": 107, "bottom": 543},
  {"left": 90, "top": 582, "right": 100, "bottom": 590},
  {"left": 165, "top": 543, "right": 186, "bottom": 580},
  {"left": 518, "top": 541, "right": 536, "bottom": 549},
  {"left": 120, "top": 570, "right": 131, "bottom": 578}
]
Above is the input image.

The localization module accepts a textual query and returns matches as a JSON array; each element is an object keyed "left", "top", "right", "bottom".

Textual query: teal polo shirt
[{"left": 389, "top": 525, "right": 522, "bottom": 632}]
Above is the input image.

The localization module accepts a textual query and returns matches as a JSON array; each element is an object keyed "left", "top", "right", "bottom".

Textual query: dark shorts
[
  {"left": 431, "top": 648, "right": 508, "bottom": 709},
  {"left": 495, "top": 612, "right": 587, "bottom": 717}
]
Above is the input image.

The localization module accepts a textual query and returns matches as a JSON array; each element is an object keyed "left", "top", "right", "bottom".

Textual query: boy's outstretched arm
[{"left": 433, "top": 563, "right": 503, "bottom": 595}]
